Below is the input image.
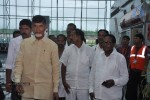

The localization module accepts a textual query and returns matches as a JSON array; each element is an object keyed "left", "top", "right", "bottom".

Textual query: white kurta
[
  {"left": 5, "top": 36, "right": 23, "bottom": 81},
  {"left": 60, "top": 42, "right": 93, "bottom": 89},
  {"left": 58, "top": 62, "right": 66, "bottom": 97},
  {"left": 89, "top": 49, "right": 129, "bottom": 100}
]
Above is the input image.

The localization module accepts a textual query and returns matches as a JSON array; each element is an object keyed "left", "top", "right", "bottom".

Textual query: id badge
[{"left": 133, "top": 59, "right": 137, "bottom": 64}]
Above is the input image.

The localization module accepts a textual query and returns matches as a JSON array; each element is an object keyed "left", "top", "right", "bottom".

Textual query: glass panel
[
  {"left": 64, "top": 0, "right": 76, "bottom": 7},
  {"left": 98, "top": 9, "right": 105, "bottom": 18},
  {"left": 84, "top": 1, "right": 99, "bottom": 8},
  {"left": 97, "top": 20, "right": 105, "bottom": 29},
  {"left": 41, "top": 0, "right": 53, "bottom": 7},
  {"left": 34, "top": 7, "right": 40, "bottom": 15},
  {"left": 51, "top": 8, "right": 57, "bottom": 17},
  {"left": 38, "top": 8, "right": 50, "bottom": 15},
  {"left": 34, "top": 0, "right": 40, "bottom": 7},
  {"left": 87, "top": 9, "right": 98, "bottom": 18},
  {"left": 50, "top": 0, "right": 57, "bottom": 7},
  {"left": 64, "top": 8, "right": 75, "bottom": 17},
  {"left": 97, "top": 1, "right": 106, "bottom": 8},
  {"left": 0, "top": 0, "right": 3, "bottom": 4},
  {"left": 10, "top": 0, "right": 16, "bottom": 5},
  {"left": 51, "top": 19, "right": 57, "bottom": 31},
  {"left": 58, "top": 8, "right": 63, "bottom": 17},
  {"left": 0, "top": 18, "right": 3, "bottom": 28},
  {"left": 17, "top": 0, "right": 28, "bottom": 6},
  {"left": 75, "top": 9, "right": 81, "bottom": 18},
  {"left": 10, "top": 6, "right": 16, "bottom": 15},
  {"left": 58, "top": 0, "right": 64, "bottom": 7},
  {"left": 10, "top": 19, "right": 17, "bottom": 29},
  {"left": 0, "top": 6, "right": 3, "bottom": 15}
]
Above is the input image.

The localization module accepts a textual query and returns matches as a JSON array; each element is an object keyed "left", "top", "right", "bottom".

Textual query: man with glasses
[{"left": 89, "top": 34, "right": 128, "bottom": 100}]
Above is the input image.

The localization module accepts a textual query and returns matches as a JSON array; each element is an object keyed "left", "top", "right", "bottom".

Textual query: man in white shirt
[
  {"left": 65, "top": 23, "right": 76, "bottom": 47},
  {"left": 61, "top": 29, "right": 93, "bottom": 100},
  {"left": 89, "top": 34, "right": 129, "bottom": 100},
  {"left": 92, "top": 29, "right": 109, "bottom": 55},
  {"left": 12, "top": 30, "right": 21, "bottom": 38},
  {"left": 5, "top": 19, "right": 32, "bottom": 100},
  {"left": 57, "top": 34, "right": 67, "bottom": 100}
]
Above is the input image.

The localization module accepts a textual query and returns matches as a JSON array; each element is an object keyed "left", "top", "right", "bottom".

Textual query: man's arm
[
  {"left": 141, "top": 47, "right": 150, "bottom": 75},
  {"left": 5, "top": 40, "right": 15, "bottom": 82},
  {"left": 51, "top": 43, "right": 59, "bottom": 100},
  {"left": 89, "top": 58, "right": 96, "bottom": 100},
  {"left": 145, "top": 47, "right": 149, "bottom": 68},
  {"left": 113, "top": 55, "right": 129, "bottom": 86},
  {"left": 51, "top": 44, "right": 59, "bottom": 93},
  {"left": 60, "top": 46, "right": 71, "bottom": 94},
  {"left": 61, "top": 63, "right": 70, "bottom": 94},
  {"left": 14, "top": 41, "right": 24, "bottom": 83},
  {"left": 5, "top": 40, "right": 15, "bottom": 92}
]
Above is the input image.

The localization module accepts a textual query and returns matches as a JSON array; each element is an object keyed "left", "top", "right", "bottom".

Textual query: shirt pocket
[{"left": 40, "top": 51, "right": 50, "bottom": 63}]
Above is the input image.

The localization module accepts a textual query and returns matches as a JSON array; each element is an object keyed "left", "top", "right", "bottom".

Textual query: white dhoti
[{"left": 66, "top": 88, "right": 89, "bottom": 100}]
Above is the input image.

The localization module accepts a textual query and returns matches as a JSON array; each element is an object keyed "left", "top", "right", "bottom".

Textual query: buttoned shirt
[
  {"left": 14, "top": 37, "right": 59, "bottom": 99},
  {"left": 60, "top": 42, "right": 93, "bottom": 89},
  {"left": 89, "top": 49, "right": 129, "bottom": 100},
  {"left": 5, "top": 36, "right": 23, "bottom": 81}
]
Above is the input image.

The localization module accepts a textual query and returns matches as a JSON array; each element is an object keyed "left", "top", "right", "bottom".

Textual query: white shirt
[
  {"left": 92, "top": 44, "right": 103, "bottom": 54},
  {"left": 89, "top": 49, "right": 129, "bottom": 100},
  {"left": 92, "top": 44, "right": 103, "bottom": 61},
  {"left": 60, "top": 42, "right": 93, "bottom": 89},
  {"left": 5, "top": 36, "right": 23, "bottom": 81}
]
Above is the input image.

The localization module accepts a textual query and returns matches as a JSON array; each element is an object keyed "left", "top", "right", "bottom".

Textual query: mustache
[{"left": 22, "top": 32, "right": 26, "bottom": 35}]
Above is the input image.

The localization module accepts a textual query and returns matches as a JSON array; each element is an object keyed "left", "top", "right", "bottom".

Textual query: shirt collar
[
  {"left": 31, "top": 36, "right": 47, "bottom": 44},
  {"left": 73, "top": 42, "right": 86, "bottom": 49},
  {"left": 102, "top": 47, "right": 117, "bottom": 56}
]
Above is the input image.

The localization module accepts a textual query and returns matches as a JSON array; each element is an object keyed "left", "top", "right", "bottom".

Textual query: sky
[{"left": 0, "top": 0, "right": 114, "bottom": 32}]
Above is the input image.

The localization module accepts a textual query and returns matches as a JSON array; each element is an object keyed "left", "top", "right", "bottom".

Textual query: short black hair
[
  {"left": 73, "top": 28, "right": 86, "bottom": 43},
  {"left": 67, "top": 23, "right": 76, "bottom": 29},
  {"left": 105, "top": 34, "right": 116, "bottom": 44},
  {"left": 134, "top": 33, "right": 144, "bottom": 42},
  {"left": 57, "top": 34, "right": 67, "bottom": 41},
  {"left": 122, "top": 35, "right": 130, "bottom": 40},
  {"left": 48, "top": 35, "right": 55, "bottom": 39},
  {"left": 97, "top": 29, "right": 109, "bottom": 36},
  {"left": 32, "top": 15, "right": 46, "bottom": 24},
  {"left": 19, "top": 19, "right": 32, "bottom": 28},
  {"left": 13, "top": 30, "right": 21, "bottom": 38}
]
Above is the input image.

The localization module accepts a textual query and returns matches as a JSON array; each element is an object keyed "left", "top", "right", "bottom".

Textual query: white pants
[
  {"left": 94, "top": 99, "right": 121, "bottom": 100},
  {"left": 66, "top": 88, "right": 89, "bottom": 100},
  {"left": 58, "top": 80, "right": 66, "bottom": 97}
]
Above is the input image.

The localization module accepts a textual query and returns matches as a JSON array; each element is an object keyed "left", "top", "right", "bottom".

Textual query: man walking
[
  {"left": 89, "top": 34, "right": 129, "bottom": 100},
  {"left": 5, "top": 19, "right": 32, "bottom": 100},
  {"left": 14, "top": 15, "right": 59, "bottom": 100}
]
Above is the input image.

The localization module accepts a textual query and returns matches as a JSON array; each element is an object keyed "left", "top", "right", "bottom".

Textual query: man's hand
[
  {"left": 53, "top": 92, "right": 59, "bottom": 100},
  {"left": 104, "top": 79, "right": 115, "bottom": 88},
  {"left": 62, "top": 81, "right": 71, "bottom": 94},
  {"left": 5, "top": 83, "right": 12, "bottom": 92},
  {"left": 89, "top": 92, "right": 95, "bottom": 100},
  {"left": 16, "top": 83, "right": 24, "bottom": 95}
]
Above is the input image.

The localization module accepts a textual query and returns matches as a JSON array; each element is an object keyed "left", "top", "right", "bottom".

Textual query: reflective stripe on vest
[
  {"left": 130, "top": 45, "right": 147, "bottom": 70},
  {"left": 130, "top": 46, "right": 146, "bottom": 58}
]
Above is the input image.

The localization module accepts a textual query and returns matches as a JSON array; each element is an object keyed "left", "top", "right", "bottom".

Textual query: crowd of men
[{"left": 0, "top": 15, "right": 149, "bottom": 100}]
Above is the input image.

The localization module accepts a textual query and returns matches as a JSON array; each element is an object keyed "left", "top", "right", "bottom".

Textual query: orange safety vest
[{"left": 130, "top": 45, "right": 147, "bottom": 71}]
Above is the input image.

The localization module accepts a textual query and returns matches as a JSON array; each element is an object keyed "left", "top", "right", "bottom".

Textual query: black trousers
[
  {"left": 125, "top": 69, "right": 146, "bottom": 100},
  {"left": 11, "top": 82, "right": 21, "bottom": 100},
  {"left": 0, "top": 84, "right": 5, "bottom": 100},
  {"left": 59, "top": 97, "right": 66, "bottom": 100}
]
